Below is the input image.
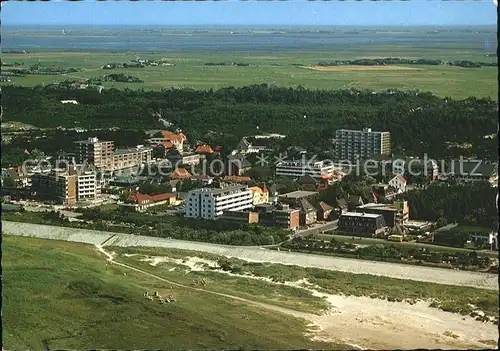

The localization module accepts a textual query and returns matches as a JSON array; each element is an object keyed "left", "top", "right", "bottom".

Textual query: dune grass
[{"left": 2, "top": 235, "right": 345, "bottom": 350}]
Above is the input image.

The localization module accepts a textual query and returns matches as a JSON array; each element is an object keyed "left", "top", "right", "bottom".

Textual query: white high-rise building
[
  {"left": 184, "top": 185, "right": 253, "bottom": 219},
  {"left": 76, "top": 171, "right": 100, "bottom": 200},
  {"left": 335, "top": 128, "right": 391, "bottom": 161}
]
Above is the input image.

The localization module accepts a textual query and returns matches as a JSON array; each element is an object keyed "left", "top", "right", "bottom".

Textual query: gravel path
[{"left": 2, "top": 221, "right": 498, "bottom": 290}]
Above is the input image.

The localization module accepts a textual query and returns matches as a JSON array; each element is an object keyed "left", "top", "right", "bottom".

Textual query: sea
[{"left": 1, "top": 25, "right": 497, "bottom": 52}]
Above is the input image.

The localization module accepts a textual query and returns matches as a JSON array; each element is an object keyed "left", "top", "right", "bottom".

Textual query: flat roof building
[
  {"left": 335, "top": 128, "right": 391, "bottom": 162},
  {"left": 74, "top": 137, "right": 152, "bottom": 172},
  {"left": 184, "top": 184, "right": 253, "bottom": 220},
  {"left": 276, "top": 160, "right": 337, "bottom": 179},
  {"left": 337, "top": 212, "right": 388, "bottom": 237}
]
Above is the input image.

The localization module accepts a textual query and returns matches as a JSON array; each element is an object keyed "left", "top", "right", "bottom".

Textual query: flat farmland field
[
  {"left": 2, "top": 51, "right": 497, "bottom": 100},
  {"left": 1, "top": 26, "right": 497, "bottom": 99}
]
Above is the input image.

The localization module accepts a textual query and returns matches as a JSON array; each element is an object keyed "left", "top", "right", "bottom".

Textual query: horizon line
[{"left": 3, "top": 24, "right": 497, "bottom": 27}]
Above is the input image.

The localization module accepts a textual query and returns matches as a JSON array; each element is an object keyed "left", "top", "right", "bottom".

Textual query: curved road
[{"left": 2, "top": 221, "right": 497, "bottom": 290}]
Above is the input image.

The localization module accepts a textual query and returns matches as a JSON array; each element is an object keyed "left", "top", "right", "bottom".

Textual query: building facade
[
  {"left": 74, "top": 137, "right": 114, "bottom": 170},
  {"left": 76, "top": 171, "right": 99, "bottom": 200},
  {"left": 256, "top": 204, "right": 300, "bottom": 230},
  {"left": 335, "top": 128, "right": 391, "bottom": 161},
  {"left": 32, "top": 168, "right": 101, "bottom": 206},
  {"left": 32, "top": 169, "right": 78, "bottom": 207},
  {"left": 337, "top": 212, "right": 388, "bottom": 237},
  {"left": 112, "top": 146, "right": 152, "bottom": 171},
  {"left": 220, "top": 210, "right": 259, "bottom": 224},
  {"left": 248, "top": 185, "right": 269, "bottom": 205},
  {"left": 355, "top": 201, "right": 409, "bottom": 227},
  {"left": 74, "top": 137, "right": 152, "bottom": 172},
  {"left": 184, "top": 185, "right": 253, "bottom": 219},
  {"left": 275, "top": 160, "right": 336, "bottom": 179},
  {"left": 388, "top": 174, "right": 408, "bottom": 194}
]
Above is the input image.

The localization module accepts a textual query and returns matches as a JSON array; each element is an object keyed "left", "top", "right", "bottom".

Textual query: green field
[
  {"left": 2, "top": 49, "right": 497, "bottom": 99},
  {"left": 2, "top": 235, "right": 343, "bottom": 350}
]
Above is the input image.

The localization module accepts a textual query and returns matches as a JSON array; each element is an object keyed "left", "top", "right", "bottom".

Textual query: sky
[{"left": 2, "top": 0, "right": 498, "bottom": 26}]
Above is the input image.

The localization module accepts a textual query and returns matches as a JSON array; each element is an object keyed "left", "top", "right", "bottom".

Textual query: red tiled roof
[
  {"left": 223, "top": 176, "right": 252, "bottom": 183},
  {"left": 151, "top": 193, "right": 177, "bottom": 202},
  {"left": 248, "top": 186, "right": 264, "bottom": 194},
  {"left": 158, "top": 141, "right": 174, "bottom": 149},
  {"left": 318, "top": 201, "right": 333, "bottom": 211},
  {"left": 397, "top": 175, "right": 408, "bottom": 184},
  {"left": 195, "top": 144, "right": 214, "bottom": 154},
  {"left": 161, "top": 130, "right": 186, "bottom": 143},
  {"left": 170, "top": 168, "right": 192, "bottom": 179},
  {"left": 129, "top": 193, "right": 154, "bottom": 204}
]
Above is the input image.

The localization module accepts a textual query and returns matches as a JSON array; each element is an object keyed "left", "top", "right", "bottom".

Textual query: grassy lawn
[
  {"left": 1, "top": 50, "right": 497, "bottom": 99},
  {"left": 452, "top": 226, "right": 492, "bottom": 233},
  {"left": 2, "top": 235, "right": 344, "bottom": 350}
]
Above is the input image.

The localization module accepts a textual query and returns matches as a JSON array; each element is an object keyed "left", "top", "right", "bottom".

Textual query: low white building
[
  {"left": 388, "top": 174, "right": 407, "bottom": 194},
  {"left": 184, "top": 184, "right": 253, "bottom": 220},
  {"left": 61, "top": 100, "right": 79, "bottom": 105},
  {"left": 276, "top": 160, "right": 337, "bottom": 179}
]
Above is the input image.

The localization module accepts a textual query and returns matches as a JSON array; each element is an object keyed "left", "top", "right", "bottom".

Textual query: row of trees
[
  {"left": 283, "top": 236, "right": 492, "bottom": 268},
  {"left": 74, "top": 208, "right": 290, "bottom": 246},
  {"left": 89, "top": 74, "right": 144, "bottom": 83},
  {"left": 317, "top": 58, "right": 497, "bottom": 68}
]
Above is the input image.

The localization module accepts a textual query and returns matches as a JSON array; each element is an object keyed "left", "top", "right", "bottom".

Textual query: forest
[
  {"left": 2, "top": 85, "right": 498, "bottom": 162},
  {"left": 400, "top": 183, "right": 498, "bottom": 228}
]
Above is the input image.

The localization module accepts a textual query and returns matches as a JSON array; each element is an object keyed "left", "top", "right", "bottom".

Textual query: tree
[
  {"left": 2, "top": 177, "right": 16, "bottom": 188},
  {"left": 436, "top": 217, "right": 448, "bottom": 228}
]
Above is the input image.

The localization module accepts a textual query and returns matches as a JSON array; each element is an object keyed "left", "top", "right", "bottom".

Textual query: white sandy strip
[{"left": 133, "top": 254, "right": 499, "bottom": 349}]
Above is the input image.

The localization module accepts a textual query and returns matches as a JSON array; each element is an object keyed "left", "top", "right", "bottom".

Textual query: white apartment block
[
  {"left": 335, "top": 128, "right": 391, "bottom": 161},
  {"left": 76, "top": 171, "right": 100, "bottom": 200},
  {"left": 276, "top": 160, "right": 336, "bottom": 179},
  {"left": 184, "top": 185, "right": 253, "bottom": 219}
]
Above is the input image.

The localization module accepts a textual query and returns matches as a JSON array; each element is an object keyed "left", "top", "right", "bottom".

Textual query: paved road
[
  {"left": 295, "top": 221, "right": 338, "bottom": 238},
  {"left": 2, "top": 221, "right": 497, "bottom": 290},
  {"left": 436, "top": 223, "right": 460, "bottom": 232}
]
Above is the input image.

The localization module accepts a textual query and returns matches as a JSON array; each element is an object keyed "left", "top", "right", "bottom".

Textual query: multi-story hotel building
[
  {"left": 335, "top": 128, "right": 391, "bottom": 161},
  {"left": 32, "top": 169, "right": 78, "bottom": 206},
  {"left": 74, "top": 137, "right": 152, "bottom": 172},
  {"left": 184, "top": 184, "right": 253, "bottom": 219},
  {"left": 275, "top": 160, "right": 336, "bottom": 179},
  {"left": 112, "top": 146, "right": 152, "bottom": 171},
  {"left": 32, "top": 168, "right": 101, "bottom": 206},
  {"left": 74, "top": 137, "right": 114, "bottom": 170}
]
